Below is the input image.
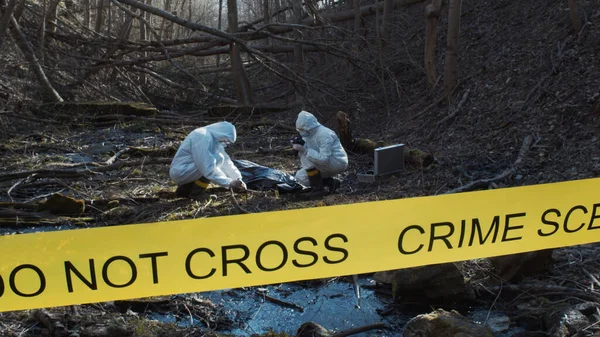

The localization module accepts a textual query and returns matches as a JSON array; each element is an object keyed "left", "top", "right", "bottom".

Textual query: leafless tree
[{"left": 443, "top": 0, "right": 460, "bottom": 95}]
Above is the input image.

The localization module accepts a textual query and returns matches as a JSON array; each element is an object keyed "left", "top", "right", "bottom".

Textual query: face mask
[
  {"left": 298, "top": 130, "right": 310, "bottom": 138},
  {"left": 218, "top": 140, "right": 231, "bottom": 148}
]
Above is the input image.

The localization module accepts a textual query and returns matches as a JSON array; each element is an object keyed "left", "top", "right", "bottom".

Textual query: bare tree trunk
[
  {"left": 9, "top": 15, "right": 63, "bottom": 102},
  {"left": 106, "top": 1, "right": 112, "bottom": 35},
  {"left": 186, "top": 0, "right": 191, "bottom": 38},
  {"left": 95, "top": 0, "right": 105, "bottom": 33},
  {"left": 263, "top": 0, "right": 271, "bottom": 66},
  {"left": 139, "top": 0, "right": 148, "bottom": 84},
  {"left": 45, "top": 0, "right": 60, "bottom": 34},
  {"left": 12, "top": 0, "right": 24, "bottom": 22},
  {"left": 567, "top": 0, "right": 582, "bottom": 34},
  {"left": 443, "top": 0, "right": 461, "bottom": 95},
  {"left": 263, "top": 0, "right": 269, "bottom": 24},
  {"left": 38, "top": 0, "right": 46, "bottom": 63},
  {"left": 166, "top": 10, "right": 174, "bottom": 39},
  {"left": 345, "top": 0, "right": 352, "bottom": 30},
  {"left": 146, "top": 0, "right": 152, "bottom": 41},
  {"left": 381, "top": 0, "right": 393, "bottom": 40},
  {"left": 216, "top": 0, "right": 222, "bottom": 68},
  {"left": 83, "top": 0, "right": 91, "bottom": 28},
  {"left": 274, "top": 0, "right": 286, "bottom": 22},
  {"left": 293, "top": 0, "right": 303, "bottom": 101},
  {"left": 159, "top": 0, "right": 170, "bottom": 39},
  {"left": 0, "top": 0, "right": 19, "bottom": 49},
  {"left": 353, "top": 0, "right": 361, "bottom": 32},
  {"left": 228, "top": 0, "right": 253, "bottom": 105},
  {"left": 424, "top": 0, "right": 443, "bottom": 88},
  {"left": 175, "top": 0, "right": 186, "bottom": 39}
]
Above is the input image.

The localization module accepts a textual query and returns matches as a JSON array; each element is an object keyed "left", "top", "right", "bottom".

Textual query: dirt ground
[{"left": 1, "top": 0, "right": 600, "bottom": 335}]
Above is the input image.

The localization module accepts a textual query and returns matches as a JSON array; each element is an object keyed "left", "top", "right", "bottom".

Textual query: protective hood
[
  {"left": 296, "top": 111, "right": 321, "bottom": 133},
  {"left": 205, "top": 121, "right": 237, "bottom": 143}
]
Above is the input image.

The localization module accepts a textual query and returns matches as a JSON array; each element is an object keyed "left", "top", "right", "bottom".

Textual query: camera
[{"left": 290, "top": 135, "right": 305, "bottom": 146}]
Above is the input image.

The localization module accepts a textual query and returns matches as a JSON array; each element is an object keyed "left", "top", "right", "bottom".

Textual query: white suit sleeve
[
  {"left": 219, "top": 152, "right": 243, "bottom": 181},
  {"left": 305, "top": 133, "right": 334, "bottom": 166},
  {"left": 190, "top": 137, "right": 234, "bottom": 188}
]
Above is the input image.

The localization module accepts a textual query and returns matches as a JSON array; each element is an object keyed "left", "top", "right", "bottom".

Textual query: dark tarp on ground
[{"left": 233, "top": 159, "right": 305, "bottom": 193}]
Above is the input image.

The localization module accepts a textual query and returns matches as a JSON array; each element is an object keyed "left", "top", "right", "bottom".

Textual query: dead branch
[
  {"left": 256, "top": 290, "right": 304, "bottom": 312},
  {"left": 239, "top": 120, "right": 297, "bottom": 132},
  {"left": 9, "top": 14, "right": 63, "bottom": 102},
  {"left": 332, "top": 323, "right": 387, "bottom": 337},
  {"left": 0, "top": 0, "right": 19, "bottom": 49},
  {"left": 229, "top": 189, "right": 250, "bottom": 214},
  {"left": 445, "top": 135, "right": 533, "bottom": 194},
  {"left": 426, "top": 89, "right": 470, "bottom": 141},
  {"left": 106, "top": 147, "right": 131, "bottom": 165},
  {"left": 239, "top": 5, "right": 293, "bottom": 32}
]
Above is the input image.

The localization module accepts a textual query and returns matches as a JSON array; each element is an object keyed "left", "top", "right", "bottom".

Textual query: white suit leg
[{"left": 295, "top": 168, "right": 310, "bottom": 186}]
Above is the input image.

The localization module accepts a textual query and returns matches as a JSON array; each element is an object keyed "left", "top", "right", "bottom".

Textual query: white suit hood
[
  {"left": 205, "top": 121, "right": 237, "bottom": 143},
  {"left": 296, "top": 111, "right": 321, "bottom": 135},
  {"left": 169, "top": 121, "right": 242, "bottom": 187}
]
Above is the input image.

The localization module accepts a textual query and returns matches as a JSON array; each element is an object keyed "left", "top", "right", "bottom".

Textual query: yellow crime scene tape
[{"left": 1, "top": 177, "right": 600, "bottom": 312}]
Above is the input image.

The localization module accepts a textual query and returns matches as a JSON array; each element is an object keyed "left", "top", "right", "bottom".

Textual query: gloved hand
[
  {"left": 230, "top": 179, "right": 247, "bottom": 192},
  {"left": 292, "top": 144, "right": 305, "bottom": 153}
]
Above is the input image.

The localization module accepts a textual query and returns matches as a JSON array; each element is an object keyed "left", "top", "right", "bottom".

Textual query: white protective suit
[
  {"left": 295, "top": 111, "right": 348, "bottom": 186},
  {"left": 169, "top": 121, "right": 242, "bottom": 188}
]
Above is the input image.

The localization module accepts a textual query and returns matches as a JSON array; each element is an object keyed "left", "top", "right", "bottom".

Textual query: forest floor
[{"left": 1, "top": 0, "right": 600, "bottom": 336}]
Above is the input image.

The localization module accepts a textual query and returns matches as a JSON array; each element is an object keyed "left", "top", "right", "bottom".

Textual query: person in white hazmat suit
[
  {"left": 169, "top": 121, "right": 246, "bottom": 200},
  {"left": 291, "top": 110, "right": 348, "bottom": 194}
]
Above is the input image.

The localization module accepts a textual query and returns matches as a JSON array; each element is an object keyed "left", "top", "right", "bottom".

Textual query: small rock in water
[
  {"left": 486, "top": 315, "right": 511, "bottom": 333},
  {"left": 403, "top": 309, "right": 494, "bottom": 337},
  {"left": 297, "top": 322, "right": 331, "bottom": 337}
]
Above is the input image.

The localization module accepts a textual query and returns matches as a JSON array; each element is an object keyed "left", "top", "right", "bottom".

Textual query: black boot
[
  {"left": 322, "top": 177, "right": 341, "bottom": 193},
  {"left": 176, "top": 177, "right": 210, "bottom": 201},
  {"left": 301, "top": 168, "right": 327, "bottom": 198}
]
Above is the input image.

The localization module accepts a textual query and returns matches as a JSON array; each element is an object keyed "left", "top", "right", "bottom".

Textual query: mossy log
[
  {"left": 335, "top": 111, "right": 434, "bottom": 168},
  {"left": 36, "top": 193, "right": 85, "bottom": 216}
]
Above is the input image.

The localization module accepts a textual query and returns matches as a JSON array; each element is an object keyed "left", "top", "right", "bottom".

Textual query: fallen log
[
  {"left": 335, "top": 110, "right": 434, "bottom": 168},
  {"left": 0, "top": 158, "right": 172, "bottom": 182},
  {"left": 207, "top": 104, "right": 293, "bottom": 117},
  {"left": 38, "top": 101, "right": 158, "bottom": 118}
]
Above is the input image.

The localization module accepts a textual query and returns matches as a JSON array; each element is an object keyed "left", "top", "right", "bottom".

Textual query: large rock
[
  {"left": 403, "top": 309, "right": 495, "bottom": 337},
  {"left": 488, "top": 249, "right": 554, "bottom": 281},
  {"left": 374, "top": 263, "right": 466, "bottom": 301},
  {"left": 544, "top": 305, "right": 592, "bottom": 337}
]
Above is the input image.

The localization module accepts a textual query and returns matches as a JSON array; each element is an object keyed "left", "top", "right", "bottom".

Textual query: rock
[
  {"left": 485, "top": 316, "right": 510, "bottom": 333},
  {"left": 374, "top": 263, "right": 466, "bottom": 301},
  {"left": 488, "top": 249, "right": 554, "bottom": 281},
  {"left": 403, "top": 309, "right": 495, "bottom": 337},
  {"left": 544, "top": 306, "right": 590, "bottom": 337},
  {"left": 296, "top": 322, "right": 331, "bottom": 337}
]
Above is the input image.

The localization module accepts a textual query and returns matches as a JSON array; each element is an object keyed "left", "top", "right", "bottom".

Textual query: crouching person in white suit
[
  {"left": 170, "top": 121, "right": 246, "bottom": 200},
  {"left": 291, "top": 111, "right": 348, "bottom": 195}
]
